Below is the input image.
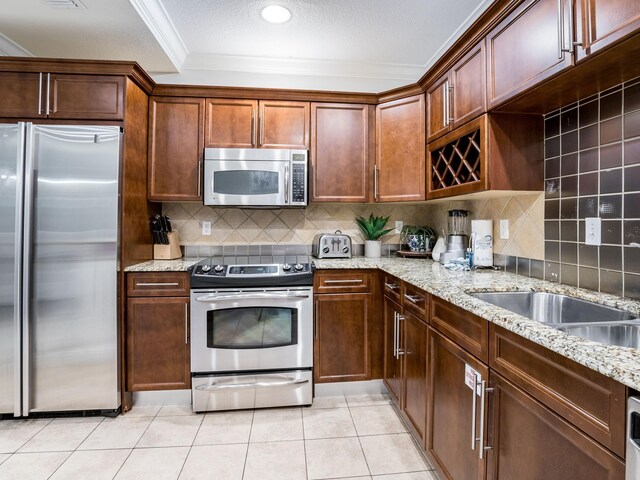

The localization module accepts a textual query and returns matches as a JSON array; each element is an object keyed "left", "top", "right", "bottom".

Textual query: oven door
[
  {"left": 204, "top": 159, "right": 288, "bottom": 206},
  {"left": 190, "top": 287, "right": 313, "bottom": 373}
]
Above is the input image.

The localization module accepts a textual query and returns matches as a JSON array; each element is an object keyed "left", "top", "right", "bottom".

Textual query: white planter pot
[{"left": 364, "top": 240, "right": 382, "bottom": 258}]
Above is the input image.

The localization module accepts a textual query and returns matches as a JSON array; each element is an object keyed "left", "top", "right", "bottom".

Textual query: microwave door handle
[{"left": 284, "top": 163, "right": 290, "bottom": 204}]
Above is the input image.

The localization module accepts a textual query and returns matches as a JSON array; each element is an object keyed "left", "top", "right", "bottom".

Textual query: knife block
[{"left": 154, "top": 232, "right": 182, "bottom": 260}]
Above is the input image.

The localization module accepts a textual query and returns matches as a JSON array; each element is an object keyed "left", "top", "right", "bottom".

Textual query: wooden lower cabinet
[
  {"left": 314, "top": 293, "right": 371, "bottom": 383},
  {"left": 427, "top": 329, "right": 489, "bottom": 480},
  {"left": 487, "top": 372, "right": 625, "bottom": 480},
  {"left": 401, "top": 311, "right": 428, "bottom": 443},
  {"left": 383, "top": 295, "right": 403, "bottom": 403},
  {"left": 126, "top": 297, "right": 190, "bottom": 391}
]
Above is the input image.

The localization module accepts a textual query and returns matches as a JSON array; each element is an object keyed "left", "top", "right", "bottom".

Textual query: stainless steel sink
[
  {"left": 469, "top": 291, "right": 638, "bottom": 324},
  {"left": 556, "top": 323, "right": 640, "bottom": 349}
]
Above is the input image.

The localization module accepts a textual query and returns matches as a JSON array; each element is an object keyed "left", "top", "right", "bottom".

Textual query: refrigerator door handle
[
  {"left": 12, "top": 123, "right": 27, "bottom": 417},
  {"left": 21, "top": 122, "right": 35, "bottom": 416}
]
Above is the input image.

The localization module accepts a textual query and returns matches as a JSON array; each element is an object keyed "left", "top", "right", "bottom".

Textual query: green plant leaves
[{"left": 355, "top": 214, "right": 393, "bottom": 240}]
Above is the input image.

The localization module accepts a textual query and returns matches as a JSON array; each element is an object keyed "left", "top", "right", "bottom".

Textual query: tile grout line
[
  {"left": 301, "top": 405, "right": 310, "bottom": 480},
  {"left": 44, "top": 416, "right": 105, "bottom": 480},
  {"left": 346, "top": 399, "right": 373, "bottom": 479},
  {"left": 175, "top": 410, "right": 205, "bottom": 480},
  {"left": 241, "top": 409, "right": 256, "bottom": 479}
]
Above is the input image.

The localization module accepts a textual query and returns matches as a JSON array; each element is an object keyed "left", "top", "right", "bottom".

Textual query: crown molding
[
  {"left": 127, "top": 0, "right": 187, "bottom": 71},
  {"left": 0, "top": 32, "right": 33, "bottom": 57}
]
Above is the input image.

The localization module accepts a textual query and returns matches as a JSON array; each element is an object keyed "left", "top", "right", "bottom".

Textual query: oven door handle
[
  {"left": 195, "top": 378, "right": 309, "bottom": 391},
  {"left": 195, "top": 293, "right": 310, "bottom": 302}
]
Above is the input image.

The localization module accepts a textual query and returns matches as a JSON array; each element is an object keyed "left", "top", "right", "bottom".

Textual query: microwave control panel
[{"left": 291, "top": 159, "right": 307, "bottom": 204}]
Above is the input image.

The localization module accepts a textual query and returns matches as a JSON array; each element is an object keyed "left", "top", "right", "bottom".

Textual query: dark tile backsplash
[{"left": 545, "top": 77, "right": 640, "bottom": 299}]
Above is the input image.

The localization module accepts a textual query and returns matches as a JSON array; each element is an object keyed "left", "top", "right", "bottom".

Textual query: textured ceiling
[{"left": 0, "top": 0, "right": 494, "bottom": 92}]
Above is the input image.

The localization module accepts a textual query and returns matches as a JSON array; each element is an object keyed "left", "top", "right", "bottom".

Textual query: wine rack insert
[{"left": 427, "top": 115, "right": 488, "bottom": 199}]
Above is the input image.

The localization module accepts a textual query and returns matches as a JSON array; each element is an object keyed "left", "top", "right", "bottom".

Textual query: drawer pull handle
[
  {"left": 405, "top": 294, "right": 422, "bottom": 304},
  {"left": 324, "top": 279, "right": 363, "bottom": 284},
  {"left": 384, "top": 283, "right": 399, "bottom": 290},
  {"left": 195, "top": 378, "right": 308, "bottom": 391},
  {"left": 136, "top": 282, "right": 180, "bottom": 287}
]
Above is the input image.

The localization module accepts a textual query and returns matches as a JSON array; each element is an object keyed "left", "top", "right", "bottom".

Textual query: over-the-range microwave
[{"left": 204, "top": 148, "right": 308, "bottom": 207}]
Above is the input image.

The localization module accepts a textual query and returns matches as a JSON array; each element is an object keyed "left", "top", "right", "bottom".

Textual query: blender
[{"left": 438, "top": 209, "right": 469, "bottom": 264}]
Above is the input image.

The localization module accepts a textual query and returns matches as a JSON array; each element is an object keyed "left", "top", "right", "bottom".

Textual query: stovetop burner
[{"left": 189, "top": 256, "right": 315, "bottom": 289}]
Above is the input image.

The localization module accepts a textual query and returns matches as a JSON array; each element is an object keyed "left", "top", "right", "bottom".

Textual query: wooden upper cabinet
[
  {"left": 427, "top": 75, "right": 451, "bottom": 143},
  {"left": 375, "top": 94, "right": 426, "bottom": 202},
  {"left": 259, "top": 100, "right": 309, "bottom": 149},
  {"left": 0, "top": 72, "right": 123, "bottom": 120},
  {"left": 311, "top": 102, "right": 371, "bottom": 202},
  {"left": 205, "top": 99, "right": 257, "bottom": 148},
  {"left": 575, "top": 0, "right": 640, "bottom": 62},
  {"left": 148, "top": 96, "right": 205, "bottom": 201},
  {"left": 205, "top": 99, "right": 310, "bottom": 149},
  {"left": 427, "top": 41, "right": 486, "bottom": 143},
  {"left": 49, "top": 74, "right": 124, "bottom": 120},
  {"left": 487, "top": 0, "right": 573, "bottom": 108},
  {"left": 0, "top": 72, "right": 46, "bottom": 118}
]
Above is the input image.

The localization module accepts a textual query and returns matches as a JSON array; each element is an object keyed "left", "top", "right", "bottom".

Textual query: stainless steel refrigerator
[{"left": 0, "top": 123, "right": 121, "bottom": 417}]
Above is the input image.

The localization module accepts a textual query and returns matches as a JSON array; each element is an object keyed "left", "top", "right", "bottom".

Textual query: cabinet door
[
  {"left": 487, "top": 373, "right": 625, "bottom": 480},
  {"left": 205, "top": 99, "right": 257, "bottom": 148},
  {"left": 0, "top": 72, "right": 45, "bottom": 118},
  {"left": 314, "top": 293, "right": 371, "bottom": 383},
  {"left": 575, "top": 0, "right": 640, "bottom": 62},
  {"left": 148, "top": 97, "right": 205, "bottom": 201},
  {"left": 427, "top": 74, "right": 451, "bottom": 143},
  {"left": 402, "top": 311, "right": 428, "bottom": 444},
  {"left": 427, "top": 329, "right": 488, "bottom": 480},
  {"left": 487, "top": 0, "right": 572, "bottom": 108},
  {"left": 259, "top": 100, "right": 309, "bottom": 149},
  {"left": 383, "top": 296, "right": 403, "bottom": 404},
  {"left": 127, "top": 297, "right": 190, "bottom": 391},
  {"left": 375, "top": 94, "right": 425, "bottom": 202},
  {"left": 311, "top": 103, "right": 371, "bottom": 202},
  {"left": 49, "top": 74, "right": 124, "bottom": 120},
  {"left": 452, "top": 41, "right": 486, "bottom": 128}
]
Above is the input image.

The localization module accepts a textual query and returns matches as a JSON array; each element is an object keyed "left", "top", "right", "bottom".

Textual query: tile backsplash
[{"left": 544, "top": 78, "right": 640, "bottom": 299}]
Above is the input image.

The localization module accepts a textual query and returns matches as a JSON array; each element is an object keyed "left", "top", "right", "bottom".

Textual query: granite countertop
[
  {"left": 124, "top": 256, "right": 640, "bottom": 390},
  {"left": 314, "top": 257, "right": 640, "bottom": 391},
  {"left": 124, "top": 258, "right": 201, "bottom": 272}
]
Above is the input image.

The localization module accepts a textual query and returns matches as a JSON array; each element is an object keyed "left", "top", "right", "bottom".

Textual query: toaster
[{"left": 312, "top": 230, "right": 352, "bottom": 258}]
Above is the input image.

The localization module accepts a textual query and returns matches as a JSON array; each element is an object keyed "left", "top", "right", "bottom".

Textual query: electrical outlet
[
  {"left": 500, "top": 219, "right": 509, "bottom": 239},
  {"left": 202, "top": 221, "right": 212, "bottom": 236},
  {"left": 395, "top": 221, "right": 404, "bottom": 234},
  {"left": 585, "top": 217, "right": 601, "bottom": 245}
]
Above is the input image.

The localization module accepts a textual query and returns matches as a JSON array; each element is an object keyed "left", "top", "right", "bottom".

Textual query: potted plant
[{"left": 355, "top": 214, "right": 393, "bottom": 258}]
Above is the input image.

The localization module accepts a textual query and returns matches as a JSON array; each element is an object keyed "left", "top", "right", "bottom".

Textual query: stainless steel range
[{"left": 189, "top": 259, "right": 314, "bottom": 412}]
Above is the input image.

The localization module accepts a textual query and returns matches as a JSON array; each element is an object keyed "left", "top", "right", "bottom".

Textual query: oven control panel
[{"left": 192, "top": 263, "right": 312, "bottom": 278}]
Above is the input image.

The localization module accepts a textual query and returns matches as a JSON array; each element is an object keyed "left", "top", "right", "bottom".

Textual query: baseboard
[
  {"left": 314, "top": 379, "right": 387, "bottom": 397},
  {"left": 132, "top": 389, "right": 191, "bottom": 406}
]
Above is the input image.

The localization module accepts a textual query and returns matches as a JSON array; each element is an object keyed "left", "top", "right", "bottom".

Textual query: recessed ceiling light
[{"left": 261, "top": 5, "right": 291, "bottom": 24}]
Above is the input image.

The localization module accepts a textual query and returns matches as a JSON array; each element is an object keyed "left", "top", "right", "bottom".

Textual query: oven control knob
[
  {"left": 322, "top": 246, "right": 330, "bottom": 254},
  {"left": 201, "top": 265, "right": 211, "bottom": 272},
  {"left": 342, "top": 246, "right": 349, "bottom": 254},
  {"left": 214, "top": 265, "right": 224, "bottom": 273},
  {"left": 282, "top": 264, "right": 291, "bottom": 271},
  {"left": 294, "top": 263, "right": 304, "bottom": 271}
]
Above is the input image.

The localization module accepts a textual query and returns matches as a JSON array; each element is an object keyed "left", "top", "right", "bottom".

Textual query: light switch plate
[
  {"left": 585, "top": 217, "right": 601, "bottom": 245},
  {"left": 202, "top": 221, "right": 212, "bottom": 236},
  {"left": 500, "top": 219, "right": 509, "bottom": 239},
  {"left": 395, "top": 221, "right": 404, "bottom": 234}
]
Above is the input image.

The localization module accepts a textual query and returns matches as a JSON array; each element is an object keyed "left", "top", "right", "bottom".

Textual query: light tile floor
[{"left": 0, "top": 394, "right": 441, "bottom": 480}]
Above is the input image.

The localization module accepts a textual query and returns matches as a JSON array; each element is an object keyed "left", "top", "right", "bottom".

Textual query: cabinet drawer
[
  {"left": 127, "top": 272, "right": 190, "bottom": 297},
  {"left": 314, "top": 270, "right": 371, "bottom": 293},
  {"left": 382, "top": 273, "right": 402, "bottom": 303},
  {"left": 489, "top": 324, "right": 626, "bottom": 457},
  {"left": 430, "top": 296, "right": 488, "bottom": 363},
  {"left": 402, "top": 283, "right": 429, "bottom": 321}
]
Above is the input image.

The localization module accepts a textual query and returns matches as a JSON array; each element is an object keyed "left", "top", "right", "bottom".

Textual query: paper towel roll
[{"left": 471, "top": 219, "right": 493, "bottom": 267}]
